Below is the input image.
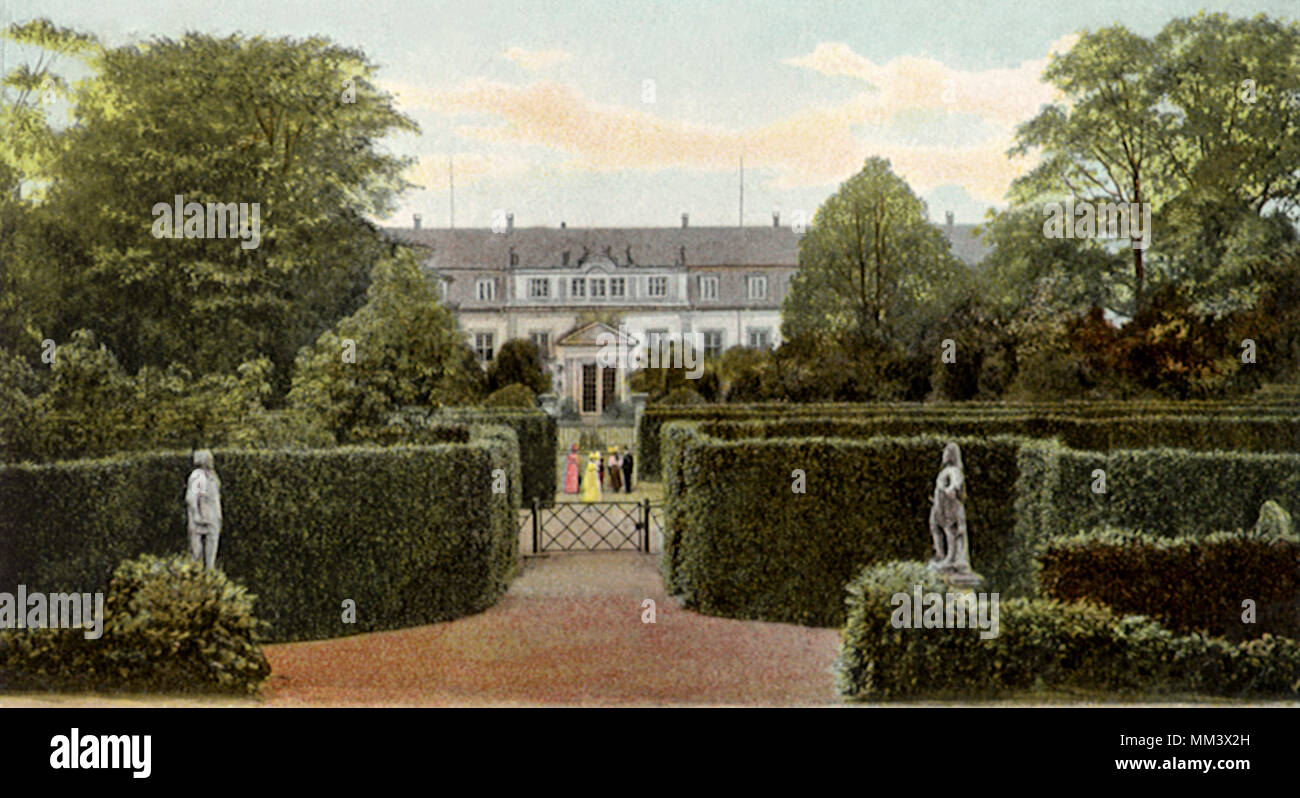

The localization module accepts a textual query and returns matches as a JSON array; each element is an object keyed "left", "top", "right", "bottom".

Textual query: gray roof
[{"left": 385, "top": 223, "right": 988, "bottom": 269}]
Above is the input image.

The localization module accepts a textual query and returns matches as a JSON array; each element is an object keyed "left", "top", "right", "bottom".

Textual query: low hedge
[
  {"left": 0, "top": 554, "right": 271, "bottom": 694},
  {"left": 0, "top": 441, "right": 520, "bottom": 642},
  {"left": 637, "top": 404, "right": 1300, "bottom": 481},
  {"left": 835, "top": 561, "right": 1300, "bottom": 700},
  {"left": 1039, "top": 528, "right": 1300, "bottom": 640},
  {"left": 659, "top": 423, "right": 1031, "bottom": 626}
]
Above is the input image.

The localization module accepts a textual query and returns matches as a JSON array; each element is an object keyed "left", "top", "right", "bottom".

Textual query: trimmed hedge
[
  {"left": 636, "top": 404, "right": 1300, "bottom": 481},
  {"left": 661, "top": 422, "right": 1300, "bottom": 626},
  {"left": 391, "top": 407, "right": 557, "bottom": 506},
  {"left": 0, "top": 554, "right": 271, "bottom": 694},
  {"left": 835, "top": 561, "right": 1300, "bottom": 700},
  {"left": 660, "top": 423, "right": 1032, "bottom": 626},
  {"left": 1033, "top": 446, "right": 1300, "bottom": 540},
  {"left": 0, "top": 440, "right": 520, "bottom": 642},
  {"left": 1039, "top": 528, "right": 1300, "bottom": 640}
]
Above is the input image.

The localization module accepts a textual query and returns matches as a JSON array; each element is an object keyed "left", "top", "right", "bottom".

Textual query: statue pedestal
[
  {"left": 927, "top": 561, "right": 985, "bottom": 590},
  {"left": 942, "top": 571, "right": 984, "bottom": 589}
]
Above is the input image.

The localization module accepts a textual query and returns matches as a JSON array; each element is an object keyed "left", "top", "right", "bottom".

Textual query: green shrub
[
  {"left": 660, "top": 423, "right": 1031, "bottom": 626},
  {"left": 0, "top": 554, "right": 271, "bottom": 694},
  {"left": 0, "top": 442, "right": 520, "bottom": 642},
  {"left": 1039, "top": 528, "right": 1300, "bottom": 640},
  {"left": 1256, "top": 500, "right": 1296, "bottom": 540},
  {"left": 835, "top": 560, "right": 1300, "bottom": 700},
  {"left": 484, "top": 383, "right": 537, "bottom": 408}
]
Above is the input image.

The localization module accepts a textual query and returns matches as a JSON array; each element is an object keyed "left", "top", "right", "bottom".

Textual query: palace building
[{"left": 389, "top": 212, "right": 987, "bottom": 417}]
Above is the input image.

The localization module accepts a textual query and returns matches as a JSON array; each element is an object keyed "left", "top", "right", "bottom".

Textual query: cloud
[
  {"left": 404, "top": 152, "right": 531, "bottom": 189},
  {"left": 781, "top": 38, "right": 1076, "bottom": 127},
  {"left": 383, "top": 35, "right": 1077, "bottom": 205},
  {"left": 502, "top": 47, "right": 573, "bottom": 71}
]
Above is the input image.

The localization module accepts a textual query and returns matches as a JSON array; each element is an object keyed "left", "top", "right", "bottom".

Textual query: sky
[{"left": 4, "top": 0, "right": 1298, "bottom": 227}]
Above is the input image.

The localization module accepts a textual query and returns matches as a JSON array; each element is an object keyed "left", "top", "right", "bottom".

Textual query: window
[
  {"left": 645, "top": 329, "right": 668, "bottom": 349},
  {"left": 475, "top": 278, "right": 495, "bottom": 301},
  {"left": 582, "top": 363, "right": 598, "bottom": 413},
  {"left": 747, "top": 275, "right": 768, "bottom": 300},
  {"left": 570, "top": 277, "right": 585, "bottom": 297},
  {"left": 699, "top": 275, "right": 719, "bottom": 300},
  {"left": 590, "top": 278, "right": 606, "bottom": 298},
  {"left": 702, "top": 330, "right": 723, "bottom": 358},
  {"left": 530, "top": 331, "right": 550, "bottom": 358},
  {"left": 528, "top": 278, "right": 550, "bottom": 299},
  {"left": 602, "top": 367, "right": 617, "bottom": 411},
  {"left": 647, "top": 276, "right": 668, "bottom": 297},
  {"left": 610, "top": 277, "right": 626, "bottom": 297},
  {"left": 474, "top": 332, "right": 494, "bottom": 364},
  {"left": 747, "top": 328, "right": 771, "bottom": 349}
]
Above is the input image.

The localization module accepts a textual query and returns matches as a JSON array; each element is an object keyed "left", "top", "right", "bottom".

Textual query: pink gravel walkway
[{"left": 261, "top": 552, "right": 841, "bottom": 706}]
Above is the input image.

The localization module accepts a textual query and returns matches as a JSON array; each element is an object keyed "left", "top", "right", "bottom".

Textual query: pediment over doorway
[{"left": 555, "top": 320, "right": 637, "bottom": 348}]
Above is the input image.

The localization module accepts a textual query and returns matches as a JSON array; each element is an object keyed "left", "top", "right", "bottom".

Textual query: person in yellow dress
[{"left": 581, "top": 452, "right": 602, "bottom": 502}]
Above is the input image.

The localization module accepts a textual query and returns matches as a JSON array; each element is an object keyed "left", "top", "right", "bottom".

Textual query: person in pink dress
[{"left": 563, "top": 443, "right": 581, "bottom": 494}]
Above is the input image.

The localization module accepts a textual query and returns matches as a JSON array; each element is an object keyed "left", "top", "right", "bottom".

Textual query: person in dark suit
[{"left": 621, "top": 447, "right": 634, "bottom": 493}]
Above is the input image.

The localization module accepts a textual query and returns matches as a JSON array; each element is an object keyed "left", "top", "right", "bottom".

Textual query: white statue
[
  {"left": 928, "top": 442, "right": 978, "bottom": 582},
  {"left": 186, "top": 449, "right": 222, "bottom": 570}
]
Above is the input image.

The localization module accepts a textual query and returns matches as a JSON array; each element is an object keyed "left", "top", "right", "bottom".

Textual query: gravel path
[{"left": 260, "top": 552, "right": 843, "bottom": 707}]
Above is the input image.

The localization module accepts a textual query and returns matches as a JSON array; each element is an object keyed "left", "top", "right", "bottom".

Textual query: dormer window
[
  {"left": 571, "top": 277, "right": 585, "bottom": 297},
  {"left": 562, "top": 250, "right": 570, "bottom": 266},
  {"left": 509, "top": 248, "right": 519, "bottom": 266},
  {"left": 610, "top": 277, "right": 626, "bottom": 297},
  {"left": 590, "top": 278, "right": 606, "bottom": 298}
]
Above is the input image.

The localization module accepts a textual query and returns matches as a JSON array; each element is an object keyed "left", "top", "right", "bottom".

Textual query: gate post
[
  {"left": 641, "top": 498, "right": 651, "bottom": 552},
  {"left": 532, "top": 497, "right": 540, "bottom": 554}
]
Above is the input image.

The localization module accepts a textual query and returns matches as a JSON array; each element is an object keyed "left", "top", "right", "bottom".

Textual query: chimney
[
  {"left": 413, "top": 213, "right": 422, "bottom": 230},
  {"left": 945, "top": 211, "right": 954, "bottom": 236},
  {"left": 506, "top": 212, "right": 514, "bottom": 232},
  {"left": 560, "top": 221, "right": 566, "bottom": 229},
  {"left": 773, "top": 211, "right": 780, "bottom": 228},
  {"left": 681, "top": 213, "right": 689, "bottom": 229}
]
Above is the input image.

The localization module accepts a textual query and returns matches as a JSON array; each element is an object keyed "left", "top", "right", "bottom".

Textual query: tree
[
  {"left": 288, "top": 252, "right": 484, "bottom": 440},
  {"left": 486, "top": 338, "right": 551, "bottom": 395},
  {"left": 784, "top": 157, "right": 968, "bottom": 351},
  {"left": 6, "top": 24, "right": 418, "bottom": 392},
  {"left": 1011, "top": 26, "right": 1164, "bottom": 311}
]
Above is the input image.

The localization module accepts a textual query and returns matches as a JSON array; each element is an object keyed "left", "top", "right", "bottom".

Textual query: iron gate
[{"left": 520, "top": 499, "right": 660, "bottom": 553}]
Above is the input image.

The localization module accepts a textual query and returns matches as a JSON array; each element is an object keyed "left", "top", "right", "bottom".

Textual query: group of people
[{"left": 564, "top": 443, "right": 634, "bottom": 502}]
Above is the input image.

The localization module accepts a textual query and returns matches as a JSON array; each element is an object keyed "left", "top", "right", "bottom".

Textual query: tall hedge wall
[
  {"left": 0, "top": 438, "right": 521, "bottom": 642},
  {"left": 428, "top": 408, "right": 557, "bottom": 506},
  {"left": 660, "top": 423, "right": 1032, "bottom": 626},
  {"left": 637, "top": 404, "right": 1300, "bottom": 481},
  {"left": 1031, "top": 446, "right": 1300, "bottom": 540}
]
